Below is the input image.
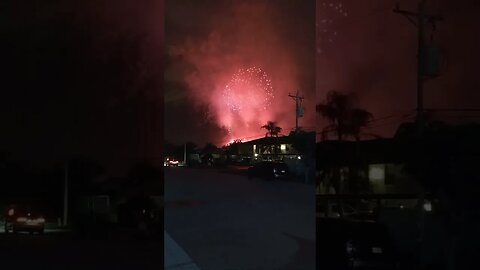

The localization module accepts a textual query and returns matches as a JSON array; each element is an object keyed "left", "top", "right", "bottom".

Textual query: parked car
[
  {"left": 164, "top": 157, "right": 179, "bottom": 167},
  {"left": 247, "top": 161, "right": 290, "bottom": 180},
  {"left": 317, "top": 201, "right": 377, "bottom": 221},
  {"left": 168, "top": 159, "right": 179, "bottom": 166},
  {"left": 317, "top": 218, "right": 397, "bottom": 270},
  {"left": 4, "top": 206, "right": 45, "bottom": 234}
]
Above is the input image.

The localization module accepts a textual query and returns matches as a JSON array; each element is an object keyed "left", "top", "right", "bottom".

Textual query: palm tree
[
  {"left": 260, "top": 121, "right": 282, "bottom": 158},
  {"left": 316, "top": 91, "right": 373, "bottom": 195},
  {"left": 261, "top": 121, "right": 282, "bottom": 137},
  {"left": 317, "top": 90, "right": 372, "bottom": 141},
  {"left": 316, "top": 91, "right": 352, "bottom": 140}
]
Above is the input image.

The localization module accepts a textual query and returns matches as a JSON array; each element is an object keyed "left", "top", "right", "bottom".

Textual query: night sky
[
  {"left": 165, "top": 0, "right": 316, "bottom": 147},
  {"left": 1, "top": 0, "right": 164, "bottom": 176},
  {"left": 317, "top": 0, "right": 480, "bottom": 138},
  {"left": 2, "top": 0, "right": 479, "bottom": 171}
]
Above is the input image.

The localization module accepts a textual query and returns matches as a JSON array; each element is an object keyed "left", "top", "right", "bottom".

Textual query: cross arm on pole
[{"left": 394, "top": 3, "right": 444, "bottom": 28}]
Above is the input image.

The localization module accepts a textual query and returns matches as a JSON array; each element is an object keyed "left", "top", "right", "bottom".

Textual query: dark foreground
[
  {"left": 164, "top": 167, "right": 316, "bottom": 270},
  {"left": 0, "top": 230, "right": 162, "bottom": 270}
]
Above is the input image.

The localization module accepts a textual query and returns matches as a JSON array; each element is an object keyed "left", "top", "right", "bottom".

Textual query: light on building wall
[
  {"left": 254, "top": 153, "right": 258, "bottom": 157},
  {"left": 280, "top": 144, "right": 286, "bottom": 151},
  {"left": 368, "top": 164, "right": 385, "bottom": 181},
  {"left": 297, "top": 156, "right": 301, "bottom": 160},
  {"left": 423, "top": 201, "right": 432, "bottom": 212}
]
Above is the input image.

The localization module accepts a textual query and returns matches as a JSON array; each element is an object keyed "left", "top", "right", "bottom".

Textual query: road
[
  {"left": 164, "top": 167, "right": 316, "bottom": 270},
  {"left": 0, "top": 228, "right": 162, "bottom": 269}
]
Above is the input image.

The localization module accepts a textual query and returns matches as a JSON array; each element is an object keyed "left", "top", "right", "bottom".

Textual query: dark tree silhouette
[
  {"left": 203, "top": 143, "right": 218, "bottom": 154},
  {"left": 344, "top": 108, "right": 374, "bottom": 141},
  {"left": 185, "top": 142, "right": 198, "bottom": 153},
  {"left": 68, "top": 157, "right": 105, "bottom": 193},
  {"left": 316, "top": 90, "right": 373, "bottom": 141},
  {"left": 222, "top": 139, "right": 243, "bottom": 164},
  {"left": 316, "top": 91, "right": 373, "bottom": 195},
  {"left": 261, "top": 121, "right": 282, "bottom": 137},
  {"left": 223, "top": 139, "right": 242, "bottom": 153}
]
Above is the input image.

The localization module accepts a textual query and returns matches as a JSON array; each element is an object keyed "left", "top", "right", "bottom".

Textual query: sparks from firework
[
  {"left": 317, "top": 1, "right": 348, "bottom": 54},
  {"left": 223, "top": 67, "right": 274, "bottom": 112},
  {"left": 220, "top": 66, "right": 275, "bottom": 138}
]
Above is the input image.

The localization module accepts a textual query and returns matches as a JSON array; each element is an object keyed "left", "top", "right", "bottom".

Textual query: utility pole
[
  {"left": 63, "top": 160, "right": 69, "bottom": 227},
  {"left": 394, "top": 0, "right": 443, "bottom": 136},
  {"left": 394, "top": 3, "right": 444, "bottom": 267},
  {"left": 184, "top": 142, "right": 187, "bottom": 165},
  {"left": 288, "top": 90, "right": 305, "bottom": 131}
]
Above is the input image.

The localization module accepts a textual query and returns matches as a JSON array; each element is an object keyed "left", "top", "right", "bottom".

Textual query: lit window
[
  {"left": 423, "top": 201, "right": 432, "bottom": 212},
  {"left": 280, "top": 144, "right": 286, "bottom": 151},
  {"left": 369, "top": 164, "right": 385, "bottom": 181}
]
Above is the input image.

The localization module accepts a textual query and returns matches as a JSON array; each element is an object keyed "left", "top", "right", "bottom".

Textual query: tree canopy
[
  {"left": 317, "top": 90, "right": 373, "bottom": 140},
  {"left": 261, "top": 121, "right": 282, "bottom": 137}
]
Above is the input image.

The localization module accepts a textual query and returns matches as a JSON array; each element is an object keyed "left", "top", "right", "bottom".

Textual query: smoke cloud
[{"left": 166, "top": 0, "right": 315, "bottom": 146}]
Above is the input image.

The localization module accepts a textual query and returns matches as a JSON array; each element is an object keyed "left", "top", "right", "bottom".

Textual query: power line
[
  {"left": 361, "top": 117, "right": 416, "bottom": 131},
  {"left": 318, "top": 111, "right": 415, "bottom": 134},
  {"left": 362, "top": 112, "right": 416, "bottom": 130},
  {"left": 365, "top": 110, "right": 416, "bottom": 124}
]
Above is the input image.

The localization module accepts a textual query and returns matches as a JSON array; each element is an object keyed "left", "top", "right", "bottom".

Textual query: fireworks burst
[
  {"left": 223, "top": 66, "right": 274, "bottom": 113},
  {"left": 221, "top": 66, "right": 275, "bottom": 137}
]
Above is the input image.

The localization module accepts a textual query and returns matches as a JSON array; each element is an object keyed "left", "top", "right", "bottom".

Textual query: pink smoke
[{"left": 167, "top": 1, "right": 315, "bottom": 145}]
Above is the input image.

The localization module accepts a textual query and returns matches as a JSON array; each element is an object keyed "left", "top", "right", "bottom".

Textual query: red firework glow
[
  {"left": 219, "top": 67, "right": 276, "bottom": 143},
  {"left": 165, "top": 1, "right": 316, "bottom": 147}
]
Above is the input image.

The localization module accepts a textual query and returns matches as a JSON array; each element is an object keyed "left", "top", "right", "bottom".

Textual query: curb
[{"left": 164, "top": 231, "right": 201, "bottom": 270}]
